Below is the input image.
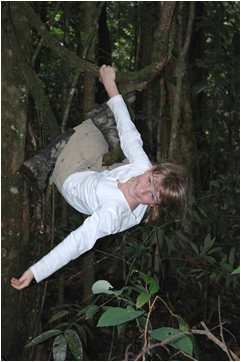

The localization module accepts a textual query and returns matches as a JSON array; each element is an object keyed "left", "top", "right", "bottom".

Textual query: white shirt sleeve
[
  {"left": 107, "top": 95, "right": 151, "bottom": 166},
  {"left": 29, "top": 205, "right": 123, "bottom": 283}
]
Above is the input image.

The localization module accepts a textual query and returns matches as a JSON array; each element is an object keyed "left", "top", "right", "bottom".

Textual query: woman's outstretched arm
[{"left": 10, "top": 204, "right": 124, "bottom": 288}]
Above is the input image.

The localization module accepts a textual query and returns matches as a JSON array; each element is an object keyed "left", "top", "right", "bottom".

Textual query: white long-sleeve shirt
[{"left": 30, "top": 95, "right": 152, "bottom": 283}]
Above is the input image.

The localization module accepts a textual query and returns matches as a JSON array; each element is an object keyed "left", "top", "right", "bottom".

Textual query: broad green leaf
[
  {"left": 97, "top": 307, "right": 144, "bottom": 327},
  {"left": 48, "top": 310, "right": 70, "bottom": 324},
  {"left": 26, "top": 329, "right": 62, "bottom": 347},
  {"left": 53, "top": 334, "right": 67, "bottom": 361},
  {"left": 92, "top": 280, "right": 114, "bottom": 295},
  {"left": 150, "top": 327, "right": 193, "bottom": 356},
  {"left": 231, "top": 266, "right": 240, "bottom": 275},
  {"left": 64, "top": 329, "right": 83, "bottom": 361},
  {"left": 136, "top": 292, "right": 151, "bottom": 309}
]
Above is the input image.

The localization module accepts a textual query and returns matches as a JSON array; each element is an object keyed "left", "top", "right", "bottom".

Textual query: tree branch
[
  {"left": 181, "top": 2, "right": 195, "bottom": 58},
  {"left": 192, "top": 322, "right": 239, "bottom": 361},
  {"left": 10, "top": 3, "right": 60, "bottom": 138},
  {"left": 23, "top": 3, "right": 169, "bottom": 93}
]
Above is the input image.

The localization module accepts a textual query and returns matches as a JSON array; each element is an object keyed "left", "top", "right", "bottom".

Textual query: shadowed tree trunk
[
  {"left": 1, "top": 3, "right": 40, "bottom": 360},
  {"left": 77, "top": 2, "right": 100, "bottom": 304},
  {"left": 136, "top": 2, "right": 196, "bottom": 275}
]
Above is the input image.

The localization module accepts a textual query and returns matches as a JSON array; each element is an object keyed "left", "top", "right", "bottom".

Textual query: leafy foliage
[
  {"left": 97, "top": 307, "right": 144, "bottom": 327},
  {"left": 150, "top": 327, "right": 193, "bottom": 356}
]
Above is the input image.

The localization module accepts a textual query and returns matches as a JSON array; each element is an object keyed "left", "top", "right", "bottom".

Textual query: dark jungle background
[{"left": 2, "top": 2, "right": 240, "bottom": 361}]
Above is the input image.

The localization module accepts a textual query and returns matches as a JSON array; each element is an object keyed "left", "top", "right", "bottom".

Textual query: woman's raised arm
[{"left": 99, "top": 65, "right": 151, "bottom": 167}]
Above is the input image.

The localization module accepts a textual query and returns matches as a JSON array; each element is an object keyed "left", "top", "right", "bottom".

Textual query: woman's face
[{"left": 127, "top": 170, "right": 161, "bottom": 206}]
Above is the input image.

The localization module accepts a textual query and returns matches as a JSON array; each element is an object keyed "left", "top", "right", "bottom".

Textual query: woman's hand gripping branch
[
  {"left": 11, "top": 269, "right": 34, "bottom": 290},
  {"left": 99, "top": 65, "right": 120, "bottom": 98}
]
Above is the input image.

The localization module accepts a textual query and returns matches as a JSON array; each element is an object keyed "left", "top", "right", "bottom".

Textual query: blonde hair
[{"left": 145, "top": 162, "right": 187, "bottom": 224}]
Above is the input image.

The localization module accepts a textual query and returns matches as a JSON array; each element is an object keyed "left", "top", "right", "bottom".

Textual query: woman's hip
[{"left": 50, "top": 119, "right": 109, "bottom": 192}]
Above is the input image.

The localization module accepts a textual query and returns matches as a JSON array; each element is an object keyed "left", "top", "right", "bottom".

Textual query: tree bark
[{"left": 1, "top": 3, "right": 40, "bottom": 360}]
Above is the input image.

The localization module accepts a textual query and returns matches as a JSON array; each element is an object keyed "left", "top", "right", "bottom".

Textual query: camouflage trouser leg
[{"left": 19, "top": 129, "right": 74, "bottom": 192}]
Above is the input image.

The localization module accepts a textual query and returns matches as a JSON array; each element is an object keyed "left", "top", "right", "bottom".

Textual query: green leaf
[
  {"left": 48, "top": 310, "right": 70, "bottom": 324},
  {"left": 203, "top": 255, "right": 216, "bottom": 264},
  {"left": 203, "top": 234, "right": 215, "bottom": 252},
  {"left": 92, "top": 280, "right": 114, "bottom": 295},
  {"left": 91, "top": 280, "right": 124, "bottom": 296},
  {"left": 50, "top": 26, "right": 64, "bottom": 37},
  {"left": 85, "top": 304, "right": 99, "bottom": 319},
  {"left": 26, "top": 329, "right": 62, "bottom": 348},
  {"left": 231, "top": 266, "right": 240, "bottom": 275},
  {"left": 189, "top": 242, "right": 199, "bottom": 255},
  {"left": 208, "top": 247, "right": 222, "bottom": 255},
  {"left": 143, "top": 275, "right": 159, "bottom": 295},
  {"left": 136, "top": 292, "right": 151, "bottom": 309},
  {"left": 97, "top": 307, "right": 144, "bottom": 327},
  {"left": 64, "top": 329, "right": 83, "bottom": 361},
  {"left": 176, "top": 316, "right": 190, "bottom": 332},
  {"left": 53, "top": 334, "right": 67, "bottom": 361},
  {"left": 150, "top": 327, "right": 193, "bottom": 356}
]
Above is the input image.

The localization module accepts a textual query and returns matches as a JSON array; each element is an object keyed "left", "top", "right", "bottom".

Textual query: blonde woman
[{"left": 11, "top": 65, "right": 186, "bottom": 290}]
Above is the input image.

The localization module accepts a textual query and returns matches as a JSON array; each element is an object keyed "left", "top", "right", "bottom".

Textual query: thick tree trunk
[
  {"left": 1, "top": 4, "right": 39, "bottom": 360},
  {"left": 136, "top": 2, "right": 197, "bottom": 275}
]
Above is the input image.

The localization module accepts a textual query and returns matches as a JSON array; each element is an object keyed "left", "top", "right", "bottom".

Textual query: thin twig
[
  {"left": 31, "top": 2, "right": 61, "bottom": 67},
  {"left": 125, "top": 344, "right": 134, "bottom": 361},
  {"left": 218, "top": 296, "right": 233, "bottom": 361},
  {"left": 171, "top": 349, "right": 197, "bottom": 361},
  {"left": 135, "top": 333, "right": 187, "bottom": 361},
  {"left": 61, "top": 70, "right": 81, "bottom": 132},
  {"left": 143, "top": 296, "right": 159, "bottom": 360},
  {"left": 192, "top": 322, "right": 239, "bottom": 361},
  {"left": 107, "top": 326, "right": 115, "bottom": 361}
]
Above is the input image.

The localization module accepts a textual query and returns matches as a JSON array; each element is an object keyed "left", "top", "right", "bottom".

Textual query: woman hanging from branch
[{"left": 11, "top": 65, "right": 187, "bottom": 290}]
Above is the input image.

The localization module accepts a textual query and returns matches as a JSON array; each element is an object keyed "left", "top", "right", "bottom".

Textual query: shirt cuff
[
  {"left": 107, "top": 94, "right": 123, "bottom": 108},
  {"left": 29, "top": 262, "right": 44, "bottom": 283}
]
